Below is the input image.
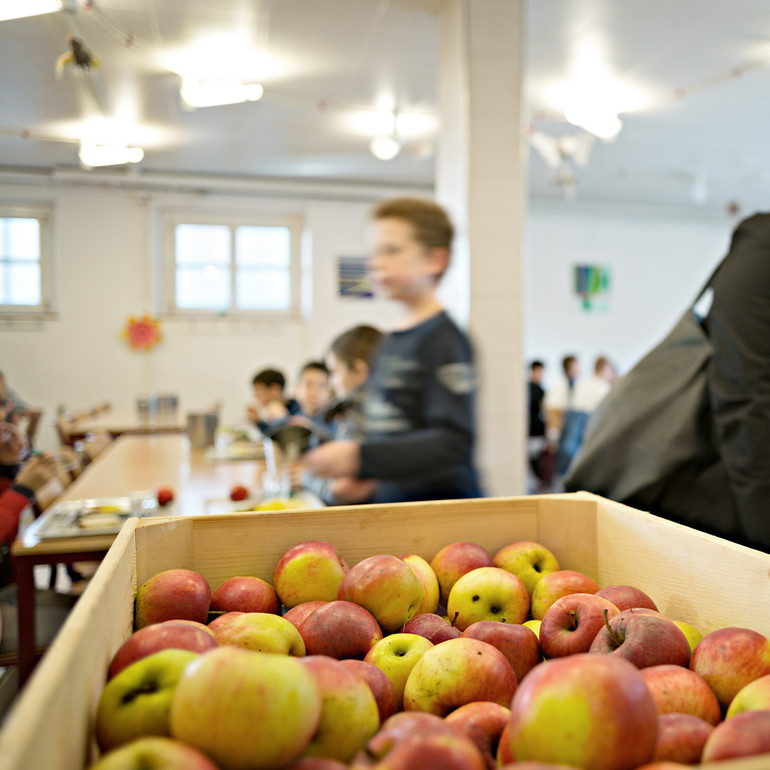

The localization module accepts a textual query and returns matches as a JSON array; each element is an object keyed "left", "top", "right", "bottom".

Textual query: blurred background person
[
  {"left": 0, "top": 371, "right": 43, "bottom": 450},
  {"left": 246, "top": 368, "right": 300, "bottom": 434},
  {"left": 527, "top": 360, "right": 552, "bottom": 490},
  {"left": 543, "top": 354, "right": 580, "bottom": 456}
]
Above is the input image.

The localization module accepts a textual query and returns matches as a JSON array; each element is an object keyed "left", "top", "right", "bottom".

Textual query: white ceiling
[{"left": 1, "top": 0, "right": 770, "bottom": 215}]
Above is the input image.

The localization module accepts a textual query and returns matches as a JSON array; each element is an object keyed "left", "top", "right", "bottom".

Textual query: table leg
[{"left": 14, "top": 555, "right": 37, "bottom": 689}]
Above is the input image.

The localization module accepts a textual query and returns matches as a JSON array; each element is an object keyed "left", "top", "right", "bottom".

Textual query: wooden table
[
  {"left": 11, "top": 434, "right": 265, "bottom": 687},
  {"left": 63, "top": 414, "right": 187, "bottom": 444}
]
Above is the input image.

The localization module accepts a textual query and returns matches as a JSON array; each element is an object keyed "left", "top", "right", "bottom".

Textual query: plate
[{"left": 204, "top": 492, "right": 324, "bottom": 516}]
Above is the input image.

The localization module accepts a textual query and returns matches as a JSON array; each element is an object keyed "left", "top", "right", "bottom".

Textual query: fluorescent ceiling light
[
  {"left": 0, "top": 0, "right": 62, "bottom": 21},
  {"left": 180, "top": 79, "right": 264, "bottom": 109},
  {"left": 564, "top": 102, "right": 623, "bottom": 141},
  {"left": 370, "top": 136, "right": 401, "bottom": 161},
  {"left": 79, "top": 142, "right": 144, "bottom": 168}
]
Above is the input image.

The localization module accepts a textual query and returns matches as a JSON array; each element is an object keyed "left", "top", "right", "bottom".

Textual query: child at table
[
  {"left": 292, "top": 361, "right": 331, "bottom": 423},
  {"left": 303, "top": 197, "right": 482, "bottom": 503},
  {"left": 246, "top": 368, "right": 301, "bottom": 434}
]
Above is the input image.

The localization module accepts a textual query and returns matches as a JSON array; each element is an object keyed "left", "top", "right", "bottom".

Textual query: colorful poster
[{"left": 338, "top": 255, "right": 373, "bottom": 299}]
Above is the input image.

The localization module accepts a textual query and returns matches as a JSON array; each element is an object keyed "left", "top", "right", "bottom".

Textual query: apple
[
  {"left": 507, "top": 653, "right": 658, "bottom": 769},
  {"left": 725, "top": 672, "right": 770, "bottom": 718},
  {"left": 298, "top": 656, "right": 380, "bottom": 763},
  {"left": 523, "top": 619, "right": 542, "bottom": 638},
  {"left": 283, "top": 600, "right": 327, "bottom": 628},
  {"left": 461, "top": 621, "right": 540, "bottom": 683},
  {"left": 670, "top": 619, "right": 702, "bottom": 654},
  {"left": 401, "top": 612, "right": 462, "bottom": 644},
  {"left": 96, "top": 649, "right": 200, "bottom": 751},
  {"left": 213, "top": 611, "right": 306, "bottom": 655},
  {"left": 498, "top": 764, "right": 584, "bottom": 770},
  {"left": 492, "top": 541, "right": 560, "bottom": 596},
  {"left": 444, "top": 701, "right": 510, "bottom": 770},
  {"left": 364, "top": 632, "right": 434, "bottom": 702},
  {"left": 496, "top": 722, "right": 513, "bottom": 765},
  {"left": 446, "top": 567, "right": 529, "bottom": 631},
  {"left": 589, "top": 608, "right": 691, "bottom": 669},
  {"left": 701, "top": 709, "right": 770, "bottom": 762},
  {"left": 652, "top": 713, "right": 714, "bottom": 765},
  {"left": 170, "top": 647, "right": 323, "bottom": 770},
  {"left": 640, "top": 664, "right": 721, "bottom": 725},
  {"left": 156, "top": 487, "right": 174, "bottom": 507},
  {"left": 361, "top": 711, "right": 457, "bottom": 762},
  {"left": 134, "top": 569, "right": 211, "bottom": 630},
  {"left": 207, "top": 610, "right": 244, "bottom": 631},
  {"left": 689, "top": 626, "right": 770, "bottom": 709},
  {"left": 539, "top": 593, "right": 620, "bottom": 659},
  {"left": 273, "top": 540, "right": 349, "bottom": 608},
  {"left": 594, "top": 584, "right": 658, "bottom": 612},
  {"left": 108, "top": 620, "right": 218, "bottom": 679},
  {"left": 403, "top": 637, "right": 517, "bottom": 716},
  {"left": 283, "top": 759, "right": 349, "bottom": 770},
  {"left": 360, "top": 732, "right": 487, "bottom": 770},
  {"left": 337, "top": 554, "right": 423, "bottom": 634},
  {"left": 339, "top": 659, "right": 400, "bottom": 722},
  {"left": 529, "top": 570, "right": 599, "bottom": 620},
  {"left": 401, "top": 554, "right": 440, "bottom": 615},
  {"left": 210, "top": 576, "right": 280, "bottom": 615},
  {"left": 230, "top": 484, "right": 249, "bottom": 501},
  {"left": 430, "top": 542, "right": 493, "bottom": 608},
  {"left": 298, "top": 600, "right": 382, "bottom": 659},
  {"left": 88, "top": 736, "right": 221, "bottom": 770}
]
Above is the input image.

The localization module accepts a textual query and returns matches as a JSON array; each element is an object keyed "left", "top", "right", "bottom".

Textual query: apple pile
[{"left": 87, "top": 539, "right": 770, "bottom": 770}]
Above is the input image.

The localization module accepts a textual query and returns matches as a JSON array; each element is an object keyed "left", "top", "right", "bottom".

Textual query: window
[
  {"left": 0, "top": 206, "right": 52, "bottom": 314},
  {"left": 162, "top": 212, "right": 301, "bottom": 317}
]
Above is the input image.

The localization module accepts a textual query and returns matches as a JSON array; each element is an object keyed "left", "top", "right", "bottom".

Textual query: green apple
[
  {"left": 726, "top": 673, "right": 770, "bottom": 718},
  {"left": 95, "top": 649, "right": 200, "bottom": 752},
  {"left": 492, "top": 540, "right": 560, "bottom": 596},
  {"left": 446, "top": 567, "right": 529, "bottom": 631},
  {"left": 298, "top": 656, "right": 380, "bottom": 762},
  {"left": 170, "top": 647, "right": 322, "bottom": 770},
  {"left": 401, "top": 554, "right": 440, "bottom": 615},
  {"left": 89, "top": 736, "right": 221, "bottom": 769},
  {"left": 273, "top": 540, "right": 349, "bottom": 608},
  {"left": 213, "top": 611, "right": 305, "bottom": 655},
  {"left": 364, "top": 632, "right": 434, "bottom": 702}
]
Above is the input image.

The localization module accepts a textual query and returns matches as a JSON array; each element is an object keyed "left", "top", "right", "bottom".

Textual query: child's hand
[
  {"left": 0, "top": 423, "right": 25, "bottom": 465},
  {"left": 330, "top": 477, "right": 377, "bottom": 504},
  {"left": 303, "top": 440, "right": 361, "bottom": 479},
  {"left": 245, "top": 405, "right": 259, "bottom": 423}
]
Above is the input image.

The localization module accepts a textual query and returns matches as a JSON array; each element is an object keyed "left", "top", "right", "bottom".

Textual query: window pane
[
  {"left": 175, "top": 224, "right": 230, "bottom": 266},
  {"left": 176, "top": 265, "right": 230, "bottom": 310},
  {"left": 0, "top": 218, "right": 40, "bottom": 260},
  {"left": 236, "top": 268, "right": 290, "bottom": 310},
  {"left": 236, "top": 226, "right": 290, "bottom": 267},
  {"left": 5, "top": 263, "right": 41, "bottom": 305}
]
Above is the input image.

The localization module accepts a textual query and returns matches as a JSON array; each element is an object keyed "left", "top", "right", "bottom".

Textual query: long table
[{"left": 10, "top": 434, "right": 266, "bottom": 687}]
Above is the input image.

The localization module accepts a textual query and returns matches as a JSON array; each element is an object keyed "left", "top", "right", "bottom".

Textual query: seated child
[
  {"left": 292, "top": 361, "right": 331, "bottom": 422},
  {"left": 246, "top": 368, "right": 301, "bottom": 434}
]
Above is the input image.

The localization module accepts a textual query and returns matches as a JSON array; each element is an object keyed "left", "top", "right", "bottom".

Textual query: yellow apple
[
  {"left": 671, "top": 619, "right": 703, "bottom": 653},
  {"left": 364, "top": 632, "right": 434, "bottom": 702},
  {"left": 213, "top": 612, "right": 305, "bottom": 655}
]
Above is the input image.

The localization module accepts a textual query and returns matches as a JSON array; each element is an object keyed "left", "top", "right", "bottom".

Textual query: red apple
[
  {"left": 444, "top": 701, "right": 510, "bottom": 770},
  {"left": 337, "top": 554, "right": 423, "bottom": 634},
  {"left": 497, "top": 721, "right": 513, "bottom": 766},
  {"left": 594, "top": 584, "right": 658, "bottom": 612},
  {"left": 207, "top": 611, "right": 244, "bottom": 632},
  {"left": 492, "top": 540, "right": 560, "bottom": 596},
  {"left": 156, "top": 486, "right": 174, "bottom": 507},
  {"left": 401, "top": 554, "right": 440, "bottom": 615},
  {"left": 229, "top": 484, "right": 249, "bottom": 501},
  {"left": 652, "top": 713, "right": 713, "bottom": 764},
  {"left": 273, "top": 541, "right": 349, "bottom": 608},
  {"left": 461, "top": 621, "right": 540, "bottom": 683},
  {"left": 298, "top": 600, "right": 383, "bottom": 659},
  {"left": 529, "top": 570, "right": 599, "bottom": 620},
  {"left": 283, "top": 601, "right": 327, "bottom": 630},
  {"left": 283, "top": 759, "right": 349, "bottom": 770},
  {"left": 134, "top": 569, "right": 212, "bottom": 630},
  {"left": 446, "top": 567, "right": 530, "bottom": 631},
  {"left": 403, "top": 638, "right": 517, "bottom": 716},
  {"left": 363, "top": 732, "right": 486, "bottom": 770},
  {"left": 89, "top": 736, "right": 221, "bottom": 770},
  {"left": 361, "top": 711, "right": 456, "bottom": 762},
  {"left": 211, "top": 576, "right": 280, "bottom": 615},
  {"left": 430, "top": 542, "right": 493, "bottom": 608},
  {"left": 701, "top": 709, "right": 770, "bottom": 762},
  {"left": 539, "top": 593, "right": 620, "bottom": 659},
  {"left": 689, "top": 626, "right": 770, "bottom": 710},
  {"left": 589, "top": 609, "right": 691, "bottom": 669},
  {"left": 108, "top": 620, "right": 218, "bottom": 679},
  {"left": 339, "top": 659, "right": 400, "bottom": 723},
  {"left": 507, "top": 653, "right": 658, "bottom": 769},
  {"left": 499, "top": 764, "right": 583, "bottom": 770},
  {"left": 640, "top": 664, "right": 721, "bottom": 725},
  {"left": 402, "top": 612, "right": 462, "bottom": 644}
]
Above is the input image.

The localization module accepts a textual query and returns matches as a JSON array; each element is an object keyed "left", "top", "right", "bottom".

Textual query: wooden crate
[{"left": 1, "top": 493, "right": 769, "bottom": 770}]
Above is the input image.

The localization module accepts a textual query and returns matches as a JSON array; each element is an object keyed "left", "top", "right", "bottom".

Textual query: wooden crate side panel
[
  {"left": 183, "top": 497, "right": 542, "bottom": 588},
  {"left": 593, "top": 497, "right": 770, "bottom": 636},
  {"left": 0, "top": 522, "right": 139, "bottom": 770},
  {"left": 134, "top": 517, "right": 197, "bottom": 585}
]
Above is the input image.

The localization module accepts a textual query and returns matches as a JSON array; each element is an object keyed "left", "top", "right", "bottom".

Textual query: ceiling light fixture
[
  {"left": 79, "top": 142, "right": 144, "bottom": 168},
  {"left": 564, "top": 102, "right": 623, "bottom": 141},
  {"left": 180, "top": 79, "right": 264, "bottom": 109},
  {"left": 369, "top": 135, "right": 401, "bottom": 161},
  {"left": 0, "top": 0, "right": 62, "bottom": 22}
]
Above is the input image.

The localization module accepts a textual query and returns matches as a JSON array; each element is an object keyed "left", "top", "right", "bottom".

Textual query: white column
[{"left": 436, "top": 0, "right": 527, "bottom": 497}]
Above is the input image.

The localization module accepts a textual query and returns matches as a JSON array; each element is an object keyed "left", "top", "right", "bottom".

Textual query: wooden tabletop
[
  {"left": 65, "top": 413, "right": 186, "bottom": 439},
  {"left": 15, "top": 434, "right": 265, "bottom": 555}
]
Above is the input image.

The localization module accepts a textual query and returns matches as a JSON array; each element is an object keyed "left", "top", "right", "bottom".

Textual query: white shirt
[{"left": 570, "top": 375, "right": 612, "bottom": 413}]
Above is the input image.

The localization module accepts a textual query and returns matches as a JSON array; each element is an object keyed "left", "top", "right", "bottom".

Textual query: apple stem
[
  {"left": 568, "top": 609, "right": 578, "bottom": 630},
  {"left": 450, "top": 611, "right": 460, "bottom": 628},
  {"left": 602, "top": 608, "right": 622, "bottom": 647}
]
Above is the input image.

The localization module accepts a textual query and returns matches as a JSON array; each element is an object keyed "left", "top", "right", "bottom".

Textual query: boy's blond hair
[{"left": 373, "top": 197, "right": 454, "bottom": 253}]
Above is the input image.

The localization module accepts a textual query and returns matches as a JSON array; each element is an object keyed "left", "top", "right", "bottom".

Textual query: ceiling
[{"left": 1, "top": 0, "right": 770, "bottom": 215}]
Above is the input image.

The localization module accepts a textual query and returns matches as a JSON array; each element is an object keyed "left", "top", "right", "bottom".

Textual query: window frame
[
  {"left": 160, "top": 210, "right": 303, "bottom": 320},
  {"left": 0, "top": 204, "right": 54, "bottom": 316}
]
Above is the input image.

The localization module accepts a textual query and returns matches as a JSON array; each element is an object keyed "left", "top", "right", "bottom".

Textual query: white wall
[{"left": 523, "top": 201, "right": 737, "bottom": 390}]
